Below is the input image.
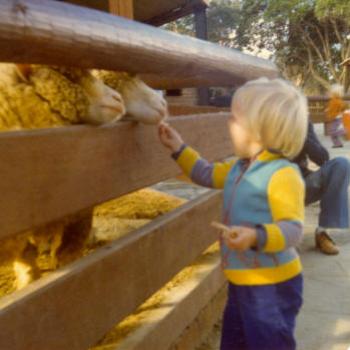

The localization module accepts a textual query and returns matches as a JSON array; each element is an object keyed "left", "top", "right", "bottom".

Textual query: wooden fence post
[{"left": 108, "top": 0, "right": 134, "bottom": 19}]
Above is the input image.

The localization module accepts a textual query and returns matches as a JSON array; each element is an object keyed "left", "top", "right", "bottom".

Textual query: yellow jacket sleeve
[{"left": 261, "top": 166, "right": 305, "bottom": 253}]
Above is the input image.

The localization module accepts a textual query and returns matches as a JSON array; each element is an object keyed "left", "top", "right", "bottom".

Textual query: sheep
[
  {"left": 0, "top": 64, "right": 125, "bottom": 129},
  {"left": 0, "top": 63, "right": 169, "bottom": 293},
  {"left": 0, "top": 64, "right": 167, "bottom": 130},
  {"left": 0, "top": 209, "right": 94, "bottom": 291},
  {"left": 92, "top": 70, "right": 167, "bottom": 124},
  {"left": 89, "top": 189, "right": 186, "bottom": 247},
  {"left": 0, "top": 189, "right": 185, "bottom": 296}
]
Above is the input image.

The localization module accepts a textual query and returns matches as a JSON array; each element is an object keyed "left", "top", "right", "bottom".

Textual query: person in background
[
  {"left": 293, "top": 122, "right": 350, "bottom": 255},
  {"left": 325, "top": 84, "right": 347, "bottom": 148}
]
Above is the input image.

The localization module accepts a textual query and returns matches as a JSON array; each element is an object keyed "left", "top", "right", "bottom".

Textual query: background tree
[
  {"left": 165, "top": 0, "right": 350, "bottom": 94},
  {"left": 236, "top": 0, "right": 350, "bottom": 93},
  {"left": 164, "top": 0, "right": 240, "bottom": 48}
]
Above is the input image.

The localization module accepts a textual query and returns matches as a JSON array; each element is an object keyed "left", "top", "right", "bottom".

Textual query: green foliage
[
  {"left": 207, "top": 0, "right": 240, "bottom": 46},
  {"left": 315, "top": 0, "right": 350, "bottom": 23},
  {"left": 236, "top": 0, "right": 350, "bottom": 93},
  {"left": 164, "top": 14, "right": 195, "bottom": 37},
  {"left": 164, "top": 0, "right": 240, "bottom": 47},
  {"left": 164, "top": 0, "right": 350, "bottom": 93}
]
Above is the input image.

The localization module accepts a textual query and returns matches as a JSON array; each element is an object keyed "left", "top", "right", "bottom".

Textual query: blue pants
[
  {"left": 220, "top": 274, "right": 303, "bottom": 350},
  {"left": 305, "top": 157, "right": 350, "bottom": 228}
]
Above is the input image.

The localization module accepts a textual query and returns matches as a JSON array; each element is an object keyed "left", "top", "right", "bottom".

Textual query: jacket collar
[{"left": 256, "top": 149, "right": 283, "bottom": 162}]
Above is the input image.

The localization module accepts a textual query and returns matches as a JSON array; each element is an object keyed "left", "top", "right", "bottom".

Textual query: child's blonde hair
[
  {"left": 329, "top": 83, "right": 344, "bottom": 98},
  {"left": 232, "top": 77, "right": 308, "bottom": 159}
]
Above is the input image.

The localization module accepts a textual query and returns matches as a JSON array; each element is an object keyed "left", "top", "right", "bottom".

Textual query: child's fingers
[
  {"left": 225, "top": 235, "right": 245, "bottom": 251},
  {"left": 159, "top": 121, "right": 170, "bottom": 131},
  {"left": 158, "top": 125, "right": 166, "bottom": 140},
  {"left": 211, "top": 221, "right": 238, "bottom": 240},
  {"left": 224, "top": 231, "right": 238, "bottom": 240},
  {"left": 159, "top": 124, "right": 171, "bottom": 140},
  {"left": 211, "top": 221, "right": 230, "bottom": 232},
  {"left": 159, "top": 124, "right": 171, "bottom": 138}
]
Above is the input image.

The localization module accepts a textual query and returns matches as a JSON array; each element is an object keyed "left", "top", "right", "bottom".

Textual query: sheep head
[
  {"left": 93, "top": 71, "right": 168, "bottom": 124},
  {"left": 15, "top": 64, "right": 126, "bottom": 125},
  {"left": 28, "top": 222, "right": 64, "bottom": 271}
]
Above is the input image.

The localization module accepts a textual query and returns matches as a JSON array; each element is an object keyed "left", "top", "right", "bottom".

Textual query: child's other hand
[
  {"left": 158, "top": 122, "right": 184, "bottom": 152},
  {"left": 223, "top": 226, "right": 257, "bottom": 252},
  {"left": 211, "top": 222, "right": 257, "bottom": 252}
]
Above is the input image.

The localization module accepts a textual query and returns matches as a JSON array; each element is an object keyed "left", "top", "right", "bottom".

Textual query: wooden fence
[
  {"left": 0, "top": 1, "right": 278, "bottom": 349},
  {"left": 308, "top": 95, "right": 350, "bottom": 123}
]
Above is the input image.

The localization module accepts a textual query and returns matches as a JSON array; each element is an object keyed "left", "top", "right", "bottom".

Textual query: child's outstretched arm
[
  {"left": 158, "top": 122, "right": 235, "bottom": 189},
  {"left": 256, "top": 166, "right": 305, "bottom": 253}
]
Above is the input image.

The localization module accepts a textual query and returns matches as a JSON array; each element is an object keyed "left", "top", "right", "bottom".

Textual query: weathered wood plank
[
  {"left": 0, "top": 113, "right": 231, "bottom": 239},
  {"left": 309, "top": 113, "right": 326, "bottom": 123},
  {"left": 108, "top": 0, "right": 133, "bottom": 19},
  {"left": 169, "top": 104, "right": 230, "bottom": 116},
  {"left": 307, "top": 95, "right": 350, "bottom": 102},
  {"left": 112, "top": 248, "right": 225, "bottom": 350},
  {"left": 307, "top": 95, "right": 350, "bottom": 123},
  {"left": 0, "top": 0, "right": 277, "bottom": 88},
  {"left": 0, "top": 190, "right": 223, "bottom": 350},
  {"left": 61, "top": 0, "right": 209, "bottom": 25}
]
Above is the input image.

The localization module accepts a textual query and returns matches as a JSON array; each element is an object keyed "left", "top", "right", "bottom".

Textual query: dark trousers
[
  {"left": 305, "top": 157, "right": 350, "bottom": 228},
  {"left": 220, "top": 274, "right": 303, "bottom": 350}
]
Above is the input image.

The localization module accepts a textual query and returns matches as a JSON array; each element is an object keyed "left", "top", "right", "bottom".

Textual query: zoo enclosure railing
[{"left": 0, "top": 1, "right": 277, "bottom": 349}]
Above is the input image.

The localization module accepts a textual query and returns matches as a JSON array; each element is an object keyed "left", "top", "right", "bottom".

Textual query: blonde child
[
  {"left": 158, "top": 78, "right": 308, "bottom": 350},
  {"left": 325, "top": 84, "right": 347, "bottom": 148}
]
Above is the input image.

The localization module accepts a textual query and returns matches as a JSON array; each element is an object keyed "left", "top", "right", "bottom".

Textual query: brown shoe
[{"left": 315, "top": 232, "right": 339, "bottom": 255}]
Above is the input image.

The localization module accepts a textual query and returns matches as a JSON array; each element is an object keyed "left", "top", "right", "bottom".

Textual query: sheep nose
[
  {"left": 156, "top": 99, "right": 167, "bottom": 114},
  {"left": 111, "top": 92, "right": 123, "bottom": 104}
]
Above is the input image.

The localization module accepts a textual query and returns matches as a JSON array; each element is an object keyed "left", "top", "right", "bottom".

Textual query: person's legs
[
  {"left": 318, "top": 157, "right": 350, "bottom": 228},
  {"left": 220, "top": 283, "right": 246, "bottom": 350},
  {"left": 305, "top": 157, "right": 350, "bottom": 254},
  {"left": 304, "top": 170, "right": 323, "bottom": 206},
  {"left": 236, "top": 275, "right": 303, "bottom": 350},
  {"left": 327, "top": 119, "right": 345, "bottom": 148},
  {"left": 276, "top": 274, "right": 303, "bottom": 335},
  {"left": 331, "top": 134, "right": 343, "bottom": 148}
]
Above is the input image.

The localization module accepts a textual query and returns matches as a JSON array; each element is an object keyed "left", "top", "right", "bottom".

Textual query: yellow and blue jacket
[{"left": 173, "top": 145, "right": 305, "bottom": 286}]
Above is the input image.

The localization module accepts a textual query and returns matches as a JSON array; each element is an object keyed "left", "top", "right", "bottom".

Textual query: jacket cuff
[
  {"left": 262, "top": 223, "right": 286, "bottom": 252},
  {"left": 171, "top": 144, "right": 187, "bottom": 160},
  {"left": 255, "top": 225, "right": 267, "bottom": 251}
]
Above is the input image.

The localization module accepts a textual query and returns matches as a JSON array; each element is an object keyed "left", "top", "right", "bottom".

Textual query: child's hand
[
  {"left": 211, "top": 222, "right": 257, "bottom": 252},
  {"left": 158, "top": 122, "right": 184, "bottom": 153},
  {"left": 224, "top": 226, "right": 257, "bottom": 251}
]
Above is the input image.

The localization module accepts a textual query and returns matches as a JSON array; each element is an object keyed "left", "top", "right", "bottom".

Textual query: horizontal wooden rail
[
  {"left": 0, "top": 190, "right": 222, "bottom": 350},
  {"left": 113, "top": 249, "right": 225, "bottom": 350},
  {"left": 309, "top": 113, "right": 327, "bottom": 123},
  {"left": 307, "top": 95, "right": 350, "bottom": 102},
  {"left": 0, "top": 0, "right": 277, "bottom": 88},
  {"left": 307, "top": 95, "right": 350, "bottom": 123},
  {"left": 169, "top": 104, "right": 230, "bottom": 116},
  {"left": 0, "top": 113, "right": 231, "bottom": 239}
]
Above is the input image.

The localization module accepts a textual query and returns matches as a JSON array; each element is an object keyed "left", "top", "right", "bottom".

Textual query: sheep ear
[{"left": 15, "top": 64, "right": 32, "bottom": 82}]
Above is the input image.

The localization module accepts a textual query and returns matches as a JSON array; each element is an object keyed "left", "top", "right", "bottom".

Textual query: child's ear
[{"left": 15, "top": 64, "right": 32, "bottom": 82}]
